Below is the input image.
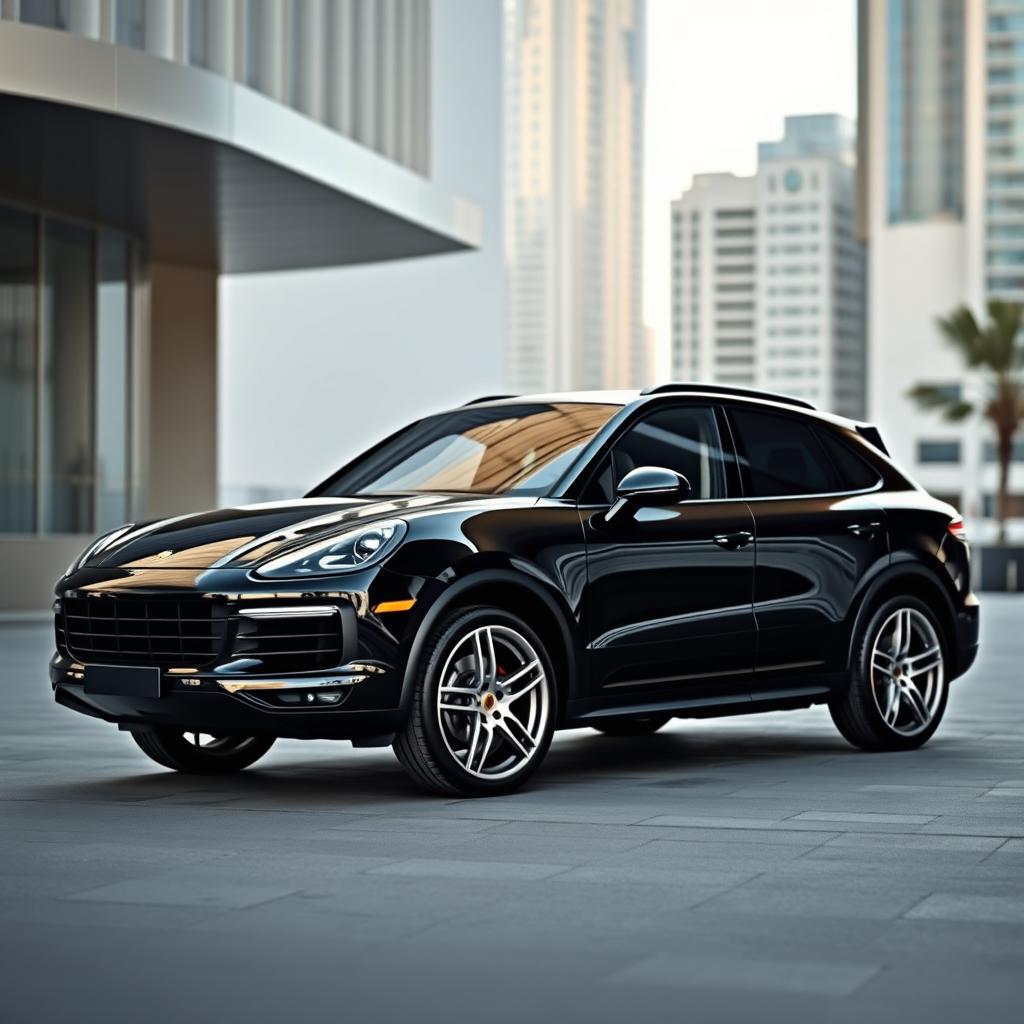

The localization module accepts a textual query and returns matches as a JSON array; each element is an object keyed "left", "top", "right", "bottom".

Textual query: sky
[{"left": 643, "top": 0, "right": 858, "bottom": 374}]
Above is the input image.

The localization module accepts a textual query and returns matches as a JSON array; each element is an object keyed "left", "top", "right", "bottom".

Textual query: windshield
[{"left": 311, "top": 402, "right": 621, "bottom": 498}]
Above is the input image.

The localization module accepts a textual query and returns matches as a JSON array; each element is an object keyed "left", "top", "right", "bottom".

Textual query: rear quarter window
[
  {"left": 815, "top": 428, "right": 882, "bottom": 492},
  {"left": 727, "top": 407, "right": 836, "bottom": 497}
]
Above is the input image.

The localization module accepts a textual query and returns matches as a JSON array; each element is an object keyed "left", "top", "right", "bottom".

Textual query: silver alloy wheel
[
  {"left": 435, "top": 624, "right": 550, "bottom": 781},
  {"left": 870, "top": 607, "right": 944, "bottom": 737}
]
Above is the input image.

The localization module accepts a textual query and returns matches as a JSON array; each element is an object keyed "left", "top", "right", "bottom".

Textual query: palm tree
[{"left": 908, "top": 300, "right": 1024, "bottom": 545}]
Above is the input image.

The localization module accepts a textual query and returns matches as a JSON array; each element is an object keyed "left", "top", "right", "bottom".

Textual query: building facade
[
  {"left": 0, "top": 0, "right": 480, "bottom": 611},
  {"left": 671, "top": 115, "right": 865, "bottom": 419},
  {"left": 504, "top": 0, "right": 647, "bottom": 394},
  {"left": 859, "top": 0, "right": 1024, "bottom": 536}
]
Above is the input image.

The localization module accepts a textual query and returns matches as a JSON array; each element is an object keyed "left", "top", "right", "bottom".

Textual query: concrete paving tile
[
  {"left": 905, "top": 893, "right": 1024, "bottom": 924},
  {"left": 62, "top": 879, "right": 300, "bottom": 910},
  {"left": 612, "top": 952, "right": 881, "bottom": 996},
  {"left": 787, "top": 810, "right": 936, "bottom": 825},
  {"left": 637, "top": 814, "right": 795, "bottom": 830},
  {"left": 367, "top": 857, "right": 568, "bottom": 881}
]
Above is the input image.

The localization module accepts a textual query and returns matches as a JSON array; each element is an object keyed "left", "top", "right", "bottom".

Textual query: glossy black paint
[{"left": 50, "top": 389, "right": 980, "bottom": 743}]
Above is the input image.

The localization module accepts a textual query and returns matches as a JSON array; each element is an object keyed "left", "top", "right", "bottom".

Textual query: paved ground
[{"left": 1, "top": 598, "right": 1022, "bottom": 1023}]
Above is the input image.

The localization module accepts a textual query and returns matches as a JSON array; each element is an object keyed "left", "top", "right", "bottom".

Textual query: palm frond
[
  {"left": 942, "top": 400, "right": 976, "bottom": 423},
  {"left": 983, "top": 299, "right": 1024, "bottom": 373},
  {"left": 935, "top": 306, "right": 985, "bottom": 367},
  {"left": 907, "top": 383, "right": 964, "bottom": 412}
]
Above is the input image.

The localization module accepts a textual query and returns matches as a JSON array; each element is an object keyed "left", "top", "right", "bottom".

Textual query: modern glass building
[
  {"left": 504, "top": 0, "right": 648, "bottom": 394},
  {"left": 860, "top": 0, "right": 1024, "bottom": 540},
  {"left": 0, "top": 1, "right": 480, "bottom": 610},
  {"left": 671, "top": 116, "right": 866, "bottom": 420}
]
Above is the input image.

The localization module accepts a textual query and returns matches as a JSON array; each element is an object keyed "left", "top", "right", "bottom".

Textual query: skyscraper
[
  {"left": 671, "top": 115, "right": 865, "bottom": 418},
  {"left": 505, "top": 0, "right": 647, "bottom": 393},
  {"left": 859, "top": 0, "right": 1023, "bottom": 533}
]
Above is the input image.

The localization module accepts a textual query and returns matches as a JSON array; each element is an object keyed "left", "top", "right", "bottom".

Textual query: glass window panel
[
  {"left": 42, "top": 219, "right": 93, "bottom": 534},
  {"left": 96, "top": 234, "right": 130, "bottom": 532},
  {"left": 581, "top": 407, "right": 728, "bottom": 504},
  {"left": 188, "top": 0, "right": 209, "bottom": 67},
  {"left": 729, "top": 407, "right": 837, "bottom": 497},
  {"left": 19, "top": 0, "right": 70, "bottom": 30},
  {"left": 116, "top": 0, "right": 146, "bottom": 50},
  {"left": 0, "top": 205, "right": 37, "bottom": 533}
]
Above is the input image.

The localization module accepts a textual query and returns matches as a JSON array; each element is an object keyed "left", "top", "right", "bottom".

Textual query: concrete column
[
  {"left": 67, "top": 0, "right": 101, "bottom": 38},
  {"left": 355, "top": 0, "right": 377, "bottom": 151},
  {"left": 202, "top": 0, "right": 235, "bottom": 76},
  {"left": 412, "top": 0, "right": 431, "bottom": 175},
  {"left": 1, "top": 1, "right": 21, "bottom": 21},
  {"left": 326, "top": 0, "right": 354, "bottom": 135},
  {"left": 251, "top": 0, "right": 285, "bottom": 101},
  {"left": 291, "top": 0, "right": 324, "bottom": 119},
  {"left": 99, "top": 0, "right": 114, "bottom": 42},
  {"left": 378, "top": 0, "right": 397, "bottom": 163},
  {"left": 145, "top": 263, "right": 217, "bottom": 518},
  {"left": 144, "top": 0, "right": 176, "bottom": 60}
]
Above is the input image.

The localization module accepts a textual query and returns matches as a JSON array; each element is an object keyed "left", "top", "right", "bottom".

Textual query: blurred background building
[
  {"left": 0, "top": 0, "right": 482, "bottom": 610},
  {"left": 504, "top": 0, "right": 648, "bottom": 393},
  {"left": 671, "top": 114, "right": 865, "bottom": 418},
  {"left": 859, "top": 0, "right": 1024, "bottom": 537}
]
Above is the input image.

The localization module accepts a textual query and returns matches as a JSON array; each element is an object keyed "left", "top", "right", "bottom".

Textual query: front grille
[
  {"left": 62, "top": 595, "right": 228, "bottom": 668},
  {"left": 231, "top": 610, "right": 343, "bottom": 673}
]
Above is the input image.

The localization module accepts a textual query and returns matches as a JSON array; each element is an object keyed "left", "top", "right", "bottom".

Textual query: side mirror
[{"left": 604, "top": 466, "right": 691, "bottom": 525}]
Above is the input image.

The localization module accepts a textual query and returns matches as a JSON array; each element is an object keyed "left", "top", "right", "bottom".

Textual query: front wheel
[
  {"left": 829, "top": 596, "right": 948, "bottom": 751},
  {"left": 131, "top": 729, "right": 275, "bottom": 773},
  {"left": 393, "top": 607, "right": 556, "bottom": 796}
]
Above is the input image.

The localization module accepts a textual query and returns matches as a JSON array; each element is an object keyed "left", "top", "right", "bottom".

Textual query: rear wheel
[
  {"left": 592, "top": 715, "right": 671, "bottom": 737},
  {"left": 829, "top": 596, "right": 948, "bottom": 751},
  {"left": 131, "top": 729, "right": 275, "bottom": 773},
  {"left": 393, "top": 606, "right": 556, "bottom": 796}
]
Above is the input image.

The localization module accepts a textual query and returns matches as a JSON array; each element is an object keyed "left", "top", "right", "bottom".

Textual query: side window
[
  {"left": 728, "top": 407, "right": 837, "bottom": 497},
  {"left": 815, "top": 428, "right": 881, "bottom": 492},
  {"left": 581, "top": 406, "right": 728, "bottom": 503}
]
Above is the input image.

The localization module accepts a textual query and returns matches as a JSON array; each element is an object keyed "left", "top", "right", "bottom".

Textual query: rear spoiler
[{"left": 855, "top": 423, "right": 889, "bottom": 456}]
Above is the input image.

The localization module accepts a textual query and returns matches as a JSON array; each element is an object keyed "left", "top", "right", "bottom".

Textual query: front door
[{"left": 579, "top": 403, "right": 756, "bottom": 710}]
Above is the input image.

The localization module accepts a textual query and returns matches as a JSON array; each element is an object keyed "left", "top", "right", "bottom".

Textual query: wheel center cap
[{"left": 481, "top": 692, "right": 497, "bottom": 713}]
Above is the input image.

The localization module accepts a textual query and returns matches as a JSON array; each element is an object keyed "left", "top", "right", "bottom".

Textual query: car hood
[{"left": 79, "top": 494, "right": 506, "bottom": 571}]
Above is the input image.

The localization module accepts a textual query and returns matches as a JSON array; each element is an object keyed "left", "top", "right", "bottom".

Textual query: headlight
[
  {"left": 256, "top": 519, "right": 407, "bottom": 579},
  {"left": 63, "top": 524, "right": 135, "bottom": 577}
]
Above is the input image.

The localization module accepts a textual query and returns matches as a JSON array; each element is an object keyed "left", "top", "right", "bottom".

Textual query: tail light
[{"left": 947, "top": 516, "right": 967, "bottom": 541}]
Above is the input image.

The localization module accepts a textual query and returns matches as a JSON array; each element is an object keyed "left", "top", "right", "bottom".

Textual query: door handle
[
  {"left": 847, "top": 521, "right": 882, "bottom": 538},
  {"left": 713, "top": 530, "right": 753, "bottom": 550}
]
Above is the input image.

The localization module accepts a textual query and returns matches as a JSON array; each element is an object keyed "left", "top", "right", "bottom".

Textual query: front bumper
[
  {"left": 50, "top": 567, "right": 424, "bottom": 740},
  {"left": 52, "top": 669, "right": 404, "bottom": 740}
]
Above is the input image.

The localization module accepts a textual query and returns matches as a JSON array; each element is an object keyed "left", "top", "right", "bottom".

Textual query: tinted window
[
  {"left": 728, "top": 407, "right": 835, "bottom": 497},
  {"left": 817, "top": 430, "right": 881, "bottom": 491},
  {"left": 582, "top": 406, "right": 727, "bottom": 503}
]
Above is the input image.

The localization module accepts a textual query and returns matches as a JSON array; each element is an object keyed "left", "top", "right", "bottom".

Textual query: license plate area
[{"left": 84, "top": 664, "right": 162, "bottom": 698}]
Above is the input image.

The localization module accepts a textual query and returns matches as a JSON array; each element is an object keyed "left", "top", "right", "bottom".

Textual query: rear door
[{"left": 724, "top": 404, "right": 889, "bottom": 697}]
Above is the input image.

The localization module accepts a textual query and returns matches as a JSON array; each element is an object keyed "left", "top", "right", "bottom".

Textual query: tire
[
  {"left": 829, "top": 595, "right": 949, "bottom": 752},
  {"left": 131, "top": 729, "right": 275, "bottom": 773},
  {"left": 592, "top": 715, "right": 671, "bottom": 737},
  {"left": 393, "top": 606, "right": 557, "bottom": 797}
]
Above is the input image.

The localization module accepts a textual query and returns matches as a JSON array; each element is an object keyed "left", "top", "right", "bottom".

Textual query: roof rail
[
  {"left": 462, "top": 394, "right": 518, "bottom": 406},
  {"left": 640, "top": 382, "right": 816, "bottom": 411}
]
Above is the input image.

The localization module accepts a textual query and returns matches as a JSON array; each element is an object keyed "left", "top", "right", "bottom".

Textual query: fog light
[{"left": 316, "top": 692, "right": 343, "bottom": 705}]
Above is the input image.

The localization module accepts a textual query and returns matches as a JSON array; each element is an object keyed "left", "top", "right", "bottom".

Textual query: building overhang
[{"left": 0, "top": 23, "right": 480, "bottom": 273}]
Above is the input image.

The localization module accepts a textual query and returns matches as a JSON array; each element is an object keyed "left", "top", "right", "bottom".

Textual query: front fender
[{"left": 394, "top": 563, "right": 581, "bottom": 715}]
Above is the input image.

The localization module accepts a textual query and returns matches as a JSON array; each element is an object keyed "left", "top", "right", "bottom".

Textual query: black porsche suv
[{"left": 51, "top": 384, "right": 979, "bottom": 796}]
